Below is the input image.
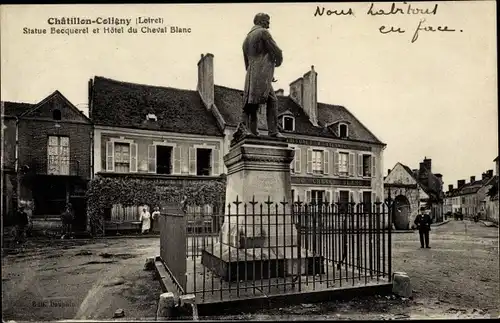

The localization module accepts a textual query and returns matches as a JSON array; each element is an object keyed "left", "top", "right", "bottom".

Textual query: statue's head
[{"left": 254, "top": 13, "right": 270, "bottom": 29}]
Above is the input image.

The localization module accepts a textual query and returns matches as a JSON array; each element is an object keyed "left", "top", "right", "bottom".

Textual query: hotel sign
[
  {"left": 292, "top": 176, "right": 371, "bottom": 187},
  {"left": 286, "top": 138, "right": 372, "bottom": 151}
]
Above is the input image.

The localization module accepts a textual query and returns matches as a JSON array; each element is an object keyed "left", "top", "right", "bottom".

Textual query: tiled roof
[
  {"left": 2, "top": 101, "right": 34, "bottom": 117},
  {"left": 213, "top": 85, "right": 384, "bottom": 145},
  {"left": 394, "top": 162, "right": 443, "bottom": 200},
  {"left": 91, "top": 77, "right": 223, "bottom": 136},
  {"left": 457, "top": 178, "right": 490, "bottom": 196}
]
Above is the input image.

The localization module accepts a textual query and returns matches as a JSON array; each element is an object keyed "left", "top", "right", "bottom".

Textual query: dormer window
[
  {"left": 339, "top": 123, "right": 348, "bottom": 138},
  {"left": 282, "top": 116, "right": 295, "bottom": 132},
  {"left": 146, "top": 113, "right": 157, "bottom": 121},
  {"left": 53, "top": 109, "right": 61, "bottom": 121}
]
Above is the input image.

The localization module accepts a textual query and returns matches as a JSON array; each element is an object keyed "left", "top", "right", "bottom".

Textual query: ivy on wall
[{"left": 86, "top": 176, "right": 226, "bottom": 227}]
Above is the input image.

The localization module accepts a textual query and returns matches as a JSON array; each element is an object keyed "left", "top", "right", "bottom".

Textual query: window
[
  {"left": 282, "top": 116, "right": 295, "bottom": 131},
  {"left": 338, "top": 152, "right": 348, "bottom": 174},
  {"left": 338, "top": 190, "right": 350, "bottom": 212},
  {"left": 114, "top": 143, "right": 130, "bottom": 173},
  {"left": 339, "top": 123, "right": 348, "bottom": 138},
  {"left": 196, "top": 148, "right": 212, "bottom": 176},
  {"left": 362, "top": 154, "right": 371, "bottom": 177},
  {"left": 47, "top": 135, "right": 69, "bottom": 175},
  {"left": 312, "top": 150, "right": 323, "bottom": 174},
  {"left": 52, "top": 109, "right": 61, "bottom": 121},
  {"left": 311, "top": 190, "right": 325, "bottom": 205},
  {"left": 156, "top": 146, "right": 172, "bottom": 174},
  {"left": 362, "top": 191, "right": 372, "bottom": 212}
]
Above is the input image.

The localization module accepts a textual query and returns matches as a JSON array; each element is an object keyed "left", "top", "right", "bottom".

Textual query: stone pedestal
[{"left": 201, "top": 136, "right": 324, "bottom": 281}]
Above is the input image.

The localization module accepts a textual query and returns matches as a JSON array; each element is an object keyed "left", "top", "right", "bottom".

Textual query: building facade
[
  {"left": 444, "top": 169, "right": 495, "bottom": 219},
  {"left": 89, "top": 74, "right": 225, "bottom": 232},
  {"left": 384, "top": 157, "right": 445, "bottom": 229},
  {"left": 90, "top": 53, "right": 386, "bottom": 231},
  {"left": 2, "top": 91, "right": 92, "bottom": 232}
]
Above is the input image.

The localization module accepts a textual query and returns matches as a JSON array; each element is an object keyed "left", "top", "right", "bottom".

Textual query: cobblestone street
[{"left": 1, "top": 220, "right": 498, "bottom": 320}]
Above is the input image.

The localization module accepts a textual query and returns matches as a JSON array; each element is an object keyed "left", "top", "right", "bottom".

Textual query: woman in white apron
[{"left": 139, "top": 207, "right": 151, "bottom": 234}]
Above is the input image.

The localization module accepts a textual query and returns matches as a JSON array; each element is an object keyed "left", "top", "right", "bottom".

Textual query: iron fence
[{"left": 159, "top": 199, "right": 392, "bottom": 303}]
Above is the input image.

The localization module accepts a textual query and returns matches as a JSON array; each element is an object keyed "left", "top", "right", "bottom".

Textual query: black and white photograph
[{"left": 1, "top": 1, "right": 498, "bottom": 321}]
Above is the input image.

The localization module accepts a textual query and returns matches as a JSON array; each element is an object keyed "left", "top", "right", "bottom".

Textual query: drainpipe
[{"left": 14, "top": 116, "right": 20, "bottom": 210}]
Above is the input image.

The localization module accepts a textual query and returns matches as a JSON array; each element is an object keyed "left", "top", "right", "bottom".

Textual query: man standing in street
[
  {"left": 240, "top": 12, "right": 284, "bottom": 138},
  {"left": 414, "top": 206, "right": 433, "bottom": 248}
]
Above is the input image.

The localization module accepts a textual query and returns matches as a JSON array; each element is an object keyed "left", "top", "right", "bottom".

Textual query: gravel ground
[
  {"left": 2, "top": 220, "right": 498, "bottom": 320},
  {"left": 212, "top": 219, "right": 499, "bottom": 320},
  {"left": 2, "top": 237, "right": 161, "bottom": 321}
]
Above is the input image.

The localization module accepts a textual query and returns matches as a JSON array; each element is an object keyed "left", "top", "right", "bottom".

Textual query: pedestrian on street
[
  {"left": 15, "top": 206, "right": 29, "bottom": 244},
  {"left": 139, "top": 207, "right": 151, "bottom": 234},
  {"left": 61, "top": 203, "right": 75, "bottom": 239},
  {"left": 151, "top": 206, "right": 161, "bottom": 232},
  {"left": 414, "top": 206, "right": 433, "bottom": 249}
]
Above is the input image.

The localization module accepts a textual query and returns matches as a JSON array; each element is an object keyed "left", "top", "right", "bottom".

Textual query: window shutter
[
  {"left": 371, "top": 155, "right": 376, "bottom": 178},
  {"left": 290, "top": 147, "right": 294, "bottom": 172},
  {"left": 326, "top": 190, "right": 332, "bottom": 204},
  {"left": 349, "top": 152, "right": 355, "bottom": 176},
  {"left": 323, "top": 150, "right": 329, "bottom": 175},
  {"left": 306, "top": 190, "right": 312, "bottom": 203},
  {"left": 306, "top": 148, "right": 313, "bottom": 174},
  {"left": 357, "top": 154, "right": 363, "bottom": 177},
  {"left": 295, "top": 148, "right": 301, "bottom": 173},
  {"left": 173, "top": 146, "right": 182, "bottom": 174},
  {"left": 212, "top": 149, "right": 220, "bottom": 176},
  {"left": 148, "top": 145, "right": 156, "bottom": 173},
  {"left": 333, "top": 150, "right": 339, "bottom": 176},
  {"left": 372, "top": 192, "right": 377, "bottom": 205},
  {"left": 130, "top": 143, "right": 138, "bottom": 172},
  {"left": 335, "top": 191, "right": 340, "bottom": 204},
  {"left": 106, "top": 141, "right": 114, "bottom": 171},
  {"left": 359, "top": 191, "right": 363, "bottom": 204},
  {"left": 189, "top": 147, "right": 197, "bottom": 175}
]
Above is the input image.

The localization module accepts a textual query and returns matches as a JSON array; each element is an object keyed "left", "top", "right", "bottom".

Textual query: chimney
[
  {"left": 448, "top": 184, "right": 453, "bottom": 192},
  {"left": 435, "top": 173, "right": 443, "bottom": 184},
  {"left": 470, "top": 176, "right": 475, "bottom": 183},
  {"left": 487, "top": 169, "right": 493, "bottom": 178},
  {"left": 289, "top": 66, "right": 318, "bottom": 126},
  {"left": 197, "top": 53, "right": 214, "bottom": 110},
  {"left": 275, "top": 89, "right": 284, "bottom": 96},
  {"left": 387, "top": 169, "right": 391, "bottom": 176},
  {"left": 88, "top": 78, "right": 93, "bottom": 119},
  {"left": 458, "top": 179, "right": 466, "bottom": 188},
  {"left": 423, "top": 157, "right": 432, "bottom": 172}
]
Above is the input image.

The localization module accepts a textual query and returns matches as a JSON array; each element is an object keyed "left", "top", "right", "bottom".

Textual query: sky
[{"left": 1, "top": 2, "right": 498, "bottom": 188}]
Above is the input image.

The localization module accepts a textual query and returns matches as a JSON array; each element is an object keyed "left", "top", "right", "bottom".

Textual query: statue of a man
[{"left": 239, "top": 13, "right": 284, "bottom": 138}]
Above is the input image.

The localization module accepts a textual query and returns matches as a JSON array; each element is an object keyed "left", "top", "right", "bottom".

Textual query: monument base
[{"left": 201, "top": 243, "right": 325, "bottom": 281}]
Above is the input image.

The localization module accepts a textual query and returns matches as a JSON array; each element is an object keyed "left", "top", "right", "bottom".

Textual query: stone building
[
  {"left": 384, "top": 158, "right": 445, "bottom": 229},
  {"left": 2, "top": 91, "right": 92, "bottom": 232},
  {"left": 89, "top": 74, "right": 225, "bottom": 232},
  {"left": 89, "top": 53, "right": 386, "bottom": 232}
]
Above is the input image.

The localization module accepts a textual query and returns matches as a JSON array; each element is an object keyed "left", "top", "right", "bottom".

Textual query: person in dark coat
[
  {"left": 240, "top": 13, "right": 284, "bottom": 138},
  {"left": 61, "top": 203, "right": 75, "bottom": 239},
  {"left": 15, "top": 207, "right": 29, "bottom": 244},
  {"left": 414, "top": 206, "right": 433, "bottom": 248}
]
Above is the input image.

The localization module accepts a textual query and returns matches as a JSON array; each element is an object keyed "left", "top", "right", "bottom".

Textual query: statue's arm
[
  {"left": 262, "top": 30, "right": 283, "bottom": 67},
  {"left": 244, "top": 51, "right": 249, "bottom": 70}
]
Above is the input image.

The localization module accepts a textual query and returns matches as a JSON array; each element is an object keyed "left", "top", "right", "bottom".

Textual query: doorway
[{"left": 393, "top": 195, "right": 411, "bottom": 230}]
